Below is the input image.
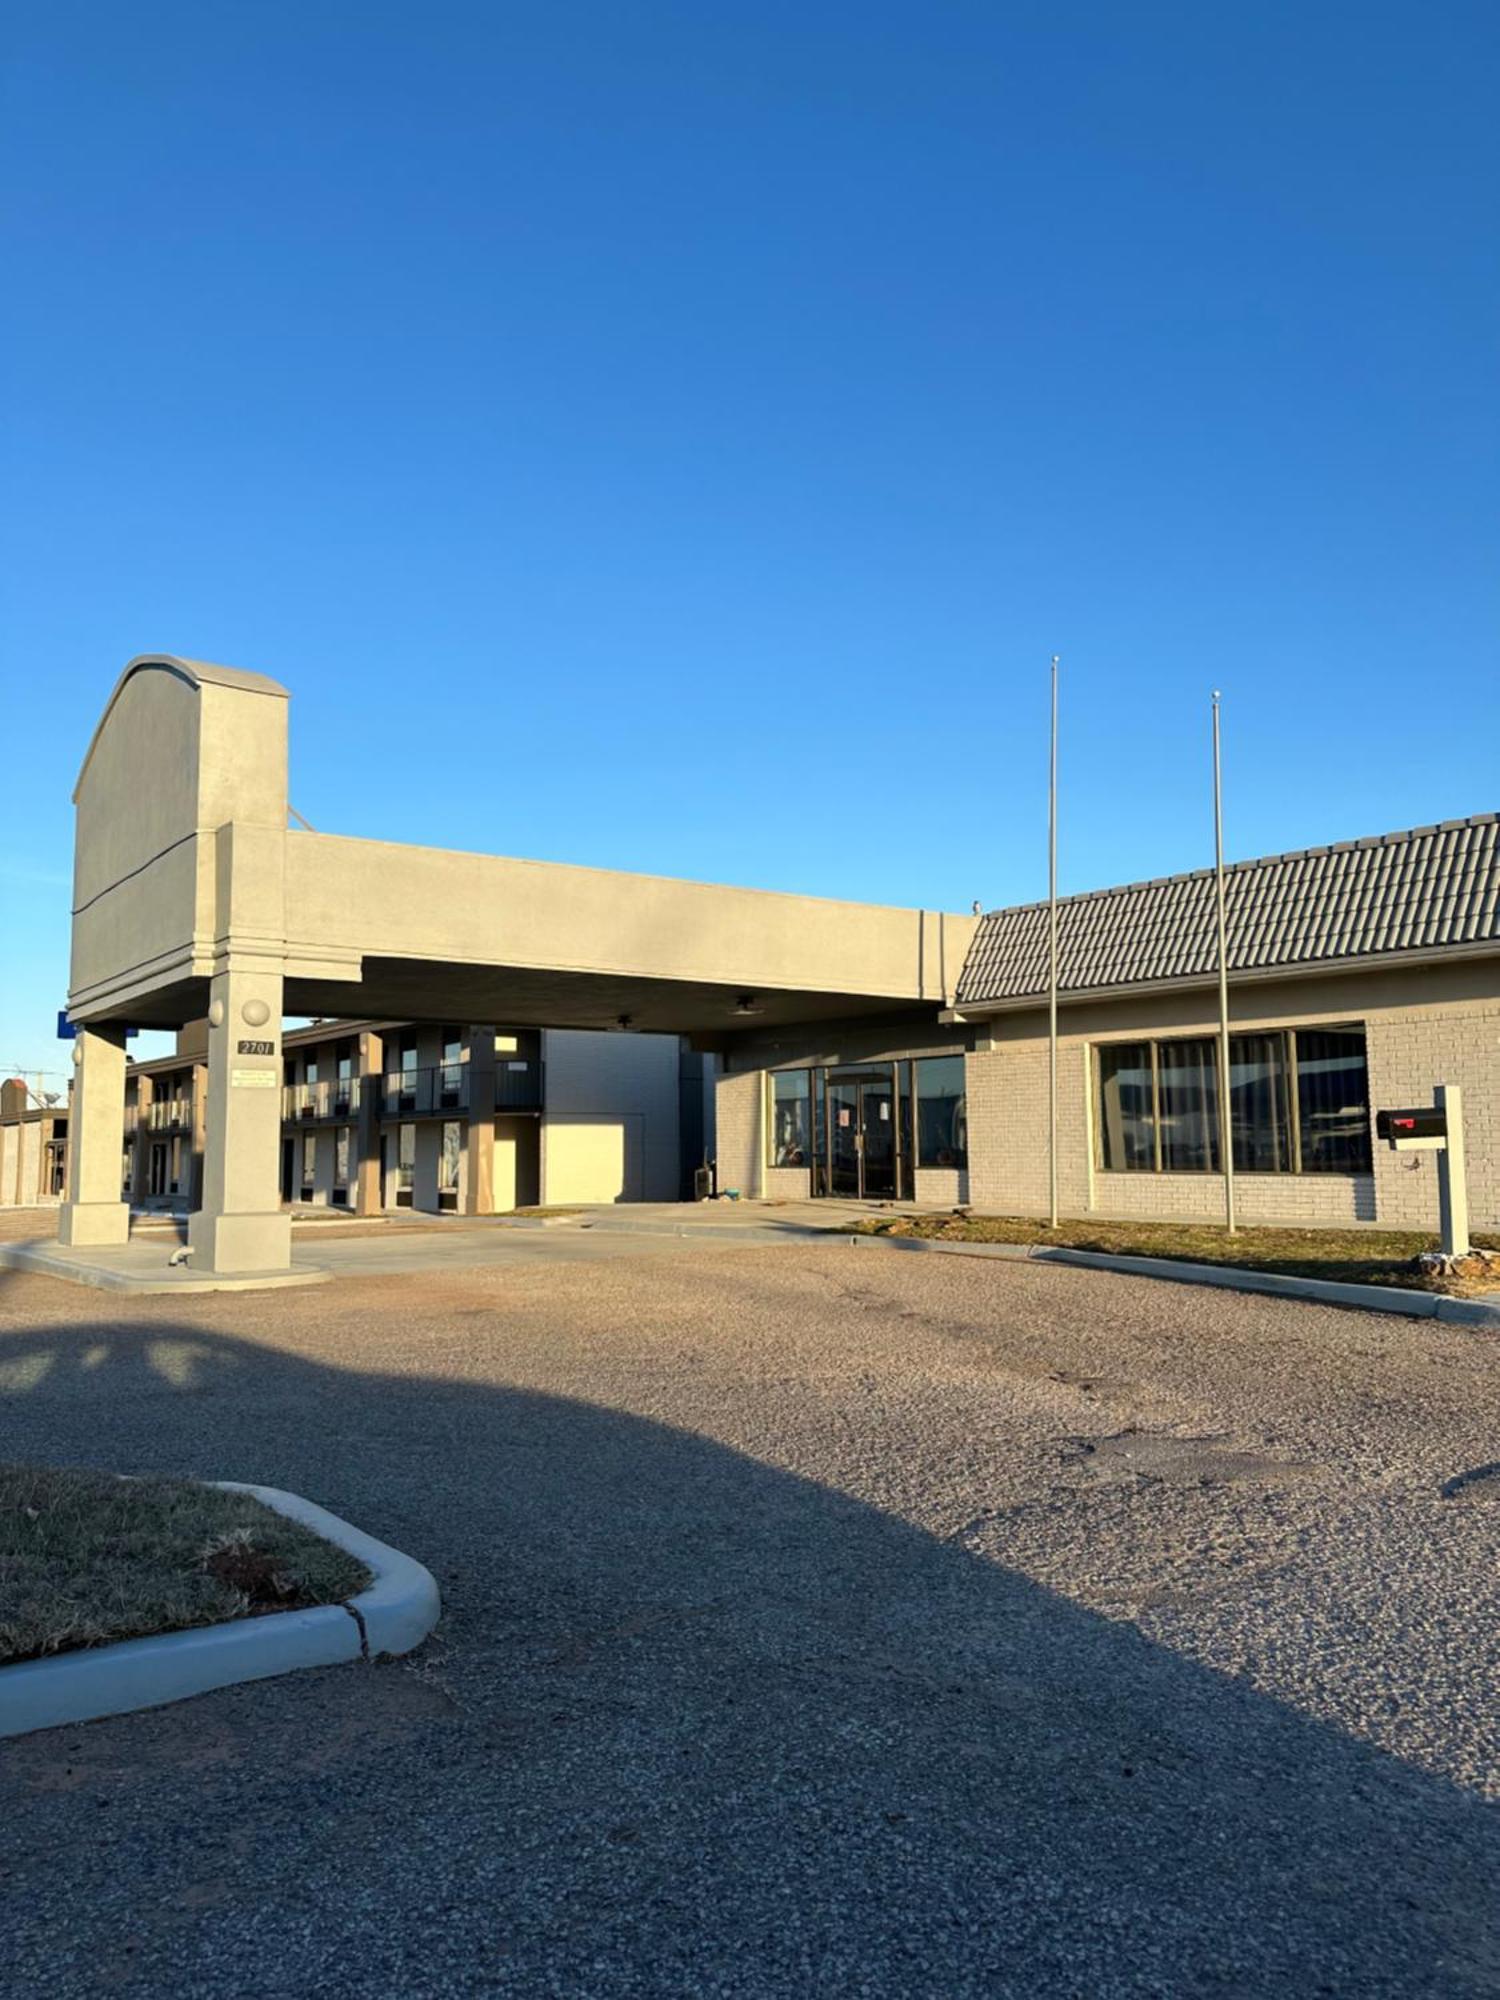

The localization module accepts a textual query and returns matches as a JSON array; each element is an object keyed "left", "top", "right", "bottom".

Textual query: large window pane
[
  {"left": 1157, "top": 1038, "right": 1219, "bottom": 1172},
  {"left": 915, "top": 1056, "right": 967, "bottom": 1169},
  {"left": 1097, "top": 1043, "right": 1155, "bottom": 1170},
  {"left": 1228, "top": 1032, "right": 1292, "bottom": 1173},
  {"left": 1296, "top": 1028, "right": 1371, "bottom": 1172},
  {"left": 769, "top": 1070, "right": 811, "bottom": 1167}
]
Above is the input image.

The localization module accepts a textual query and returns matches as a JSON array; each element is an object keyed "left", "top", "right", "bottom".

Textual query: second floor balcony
[
  {"left": 380, "top": 1059, "right": 543, "bottom": 1118},
  {"left": 283, "top": 1076, "right": 363, "bottom": 1122},
  {"left": 144, "top": 1096, "right": 193, "bottom": 1132}
]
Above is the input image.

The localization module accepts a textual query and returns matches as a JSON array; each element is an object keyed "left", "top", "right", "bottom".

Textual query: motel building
[
  {"left": 29, "top": 655, "right": 1499, "bottom": 1278},
  {"left": 4, "top": 1021, "right": 709, "bottom": 1217}
]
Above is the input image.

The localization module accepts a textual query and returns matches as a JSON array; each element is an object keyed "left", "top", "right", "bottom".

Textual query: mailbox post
[
  {"left": 1435, "top": 1084, "right": 1469, "bottom": 1260},
  {"left": 1376, "top": 1084, "right": 1469, "bottom": 1260}
]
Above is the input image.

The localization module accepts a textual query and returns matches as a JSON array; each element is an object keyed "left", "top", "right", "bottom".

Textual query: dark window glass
[
  {"left": 769, "top": 1071, "right": 811, "bottom": 1167},
  {"left": 1097, "top": 1043, "right": 1155, "bottom": 1170},
  {"left": 915, "top": 1056, "right": 967, "bottom": 1169},
  {"left": 440, "top": 1121, "right": 461, "bottom": 1191},
  {"left": 1296, "top": 1028, "right": 1371, "bottom": 1173},
  {"left": 1157, "top": 1038, "right": 1219, "bottom": 1172},
  {"left": 1228, "top": 1032, "right": 1292, "bottom": 1173},
  {"left": 810, "top": 1070, "right": 828, "bottom": 1195}
]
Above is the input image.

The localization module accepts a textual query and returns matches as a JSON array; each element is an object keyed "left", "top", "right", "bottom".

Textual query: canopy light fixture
[{"left": 732, "top": 996, "right": 764, "bottom": 1017}]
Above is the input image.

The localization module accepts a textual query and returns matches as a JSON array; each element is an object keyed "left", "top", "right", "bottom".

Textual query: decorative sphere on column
[
  {"left": 241, "top": 999, "right": 271, "bottom": 1027},
  {"left": 208, "top": 999, "right": 225, "bottom": 1028}
]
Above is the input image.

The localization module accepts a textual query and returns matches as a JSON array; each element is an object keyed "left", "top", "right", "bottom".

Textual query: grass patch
[
  {"left": 0, "top": 1464, "right": 371, "bottom": 1667},
  {"left": 855, "top": 1214, "right": 1500, "bottom": 1296}
]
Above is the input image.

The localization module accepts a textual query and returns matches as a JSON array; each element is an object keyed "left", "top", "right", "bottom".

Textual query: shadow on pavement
[{"left": 0, "top": 1309, "right": 1494, "bottom": 1997}]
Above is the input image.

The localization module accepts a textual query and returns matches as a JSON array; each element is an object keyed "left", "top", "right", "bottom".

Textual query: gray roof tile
[{"left": 956, "top": 815, "right": 1500, "bottom": 1007}]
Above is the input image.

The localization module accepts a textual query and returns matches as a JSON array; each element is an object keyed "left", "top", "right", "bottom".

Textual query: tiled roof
[{"left": 956, "top": 815, "right": 1500, "bottom": 1008}]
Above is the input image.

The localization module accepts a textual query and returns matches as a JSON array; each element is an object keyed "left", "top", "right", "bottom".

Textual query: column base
[
  {"left": 58, "top": 1201, "right": 131, "bottom": 1248},
  {"left": 187, "top": 1210, "right": 293, "bottom": 1275}
]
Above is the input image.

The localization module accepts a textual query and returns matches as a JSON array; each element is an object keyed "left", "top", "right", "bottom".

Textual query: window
[
  {"left": 301, "top": 1131, "right": 317, "bottom": 1196},
  {"left": 1296, "top": 1028, "right": 1372, "bottom": 1173},
  {"left": 439, "top": 1121, "right": 462, "bottom": 1209},
  {"left": 768, "top": 1071, "right": 811, "bottom": 1167},
  {"left": 396, "top": 1123, "right": 415, "bottom": 1197},
  {"left": 914, "top": 1056, "right": 967, "bottom": 1169},
  {"left": 1229, "top": 1032, "right": 1293, "bottom": 1173},
  {"left": 1097, "top": 1043, "right": 1155, "bottom": 1171},
  {"left": 334, "top": 1126, "right": 350, "bottom": 1196},
  {"left": 1157, "top": 1038, "right": 1219, "bottom": 1173},
  {"left": 1094, "top": 1028, "right": 1370, "bottom": 1175}
]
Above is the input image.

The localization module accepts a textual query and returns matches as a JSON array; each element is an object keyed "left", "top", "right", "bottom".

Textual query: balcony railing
[
  {"left": 495, "top": 1057, "right": 544, "bottom": 1111},
  {"left": 145, "top": 1097, "right": 193, "bottom": 1132},
  {"left": 380, "top": 1060, "right": 543, "bottom": 1118},
  {"left": 380, "top": 1064, "right": 466, "bottom": 1117},
  {"left": 282, "top": 1077, "right": 363, "bottom": 1122}
]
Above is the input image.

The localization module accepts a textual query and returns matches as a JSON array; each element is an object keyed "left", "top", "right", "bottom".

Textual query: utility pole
[
  {"left": 1048, "top": 655, "right": 1060, "bottom": 1231},
  {"left": 1212, "top": 692, "right": 1236, "bottom": 1233}
]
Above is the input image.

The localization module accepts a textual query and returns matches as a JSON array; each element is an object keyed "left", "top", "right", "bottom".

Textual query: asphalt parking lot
[{"left": 1, "top": 1238, "right": 1497, "bottom": 1997}]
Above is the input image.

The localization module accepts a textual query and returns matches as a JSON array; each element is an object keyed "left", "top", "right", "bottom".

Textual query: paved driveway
[{"left": 1, "top": 1243, "right": 1496, "bottom": 1997}]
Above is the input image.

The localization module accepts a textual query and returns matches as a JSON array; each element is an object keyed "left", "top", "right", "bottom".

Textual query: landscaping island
[
  {"left": 1, "top": 1464, "right": 371, "bottom": 1667},
  {"left": 855, "top": 1214, "right": 1500, "bottom": 1297}
]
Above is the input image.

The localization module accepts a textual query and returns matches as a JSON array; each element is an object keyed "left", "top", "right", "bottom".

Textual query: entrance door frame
[{"left": 820, "top": 1063, "right": 910, "bottom": 1202}]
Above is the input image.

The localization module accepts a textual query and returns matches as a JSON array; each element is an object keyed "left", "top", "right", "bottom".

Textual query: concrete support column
[
  {"left": 355, "top": 1029, "right": 384, "bottom": 1216},
  {"left": 58, "top": 1025, "right": 130, "bottom": 1247},
  {"left": 465, "top": 1027, "right": 496, "bottom": 1216},
  {"left": 187, "top": 966, "right": 291, "bottom": 1274},
  {"left": 189, "top": 1062, "right": 208, "bottom": 1211},
  {"left": 130, "top": 1074, "right": 154, "bottom": 1206}
]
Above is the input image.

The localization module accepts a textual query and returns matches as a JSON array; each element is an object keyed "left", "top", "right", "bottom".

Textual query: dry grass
[
  {"left": 855, "top": 1214, "right": 1500, "bottom": 1296},
  {"left": 0, "top": 1464, "right": 371, "bottom": 1667}
]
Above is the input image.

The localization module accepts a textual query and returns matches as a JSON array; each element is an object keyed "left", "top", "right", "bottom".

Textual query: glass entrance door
[
  {"left": 825, "top": 1074, "right": 898, "bottom": 1199},
  {"left": 859, "top": 1077, "right": 896, "bottom": 1198},
  {"left": 828, "top": 1078, "right": 861, "bottom": 1195}
]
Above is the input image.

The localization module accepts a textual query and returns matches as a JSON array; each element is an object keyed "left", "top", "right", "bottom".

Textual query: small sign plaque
[
  {"left": 231, "top": 1068, "right": 278, "bottom": 1090},
  {"left": 237, "top": 1038, "right": 276, "bottom": 1056}
]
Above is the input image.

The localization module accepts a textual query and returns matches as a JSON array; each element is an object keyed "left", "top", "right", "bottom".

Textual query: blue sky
[{"left": 3, "top": 1, "right": 1496, "bottom": 1081}]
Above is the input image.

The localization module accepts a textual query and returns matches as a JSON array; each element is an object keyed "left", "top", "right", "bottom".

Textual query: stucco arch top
[{"left": 73, "top": 654, "right": 289, "bottom": 802}]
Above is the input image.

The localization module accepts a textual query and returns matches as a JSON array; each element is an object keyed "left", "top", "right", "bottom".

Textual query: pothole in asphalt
[
  {"left": 1440, "top": 1462, "right": 1500, "bottom": 1503},
  {"left": 1068, "top": 1430, "right": 1323, "bottom": 1489}
]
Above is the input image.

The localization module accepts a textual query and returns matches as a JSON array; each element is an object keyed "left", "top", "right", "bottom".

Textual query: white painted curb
[
  {"left": 849, "top": 1231, "right": 1500, "bottom": 1327},
  {"left": 0, "top": 1483, "right": 440, "bottom": 1741}
]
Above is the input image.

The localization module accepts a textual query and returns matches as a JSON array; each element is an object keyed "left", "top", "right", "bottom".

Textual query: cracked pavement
[{"left": 1, "top": 1240, "right": 1496, "bottom": 1996}]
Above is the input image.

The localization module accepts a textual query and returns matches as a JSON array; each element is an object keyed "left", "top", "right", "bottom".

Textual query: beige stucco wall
[{"left": 282, "top": 833, "right": 973, "bottom": 1016}]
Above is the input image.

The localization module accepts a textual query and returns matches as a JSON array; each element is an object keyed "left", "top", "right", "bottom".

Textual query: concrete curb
[
  {"left": 0, "top": 1483, "right": 440, "bottom": 1740},
  {"left": 848, "top": 1232, "right": 1500, "bottom": 1327},
  {"left": 0, "top": 1242, "right": 332, "bottom": 1294}
]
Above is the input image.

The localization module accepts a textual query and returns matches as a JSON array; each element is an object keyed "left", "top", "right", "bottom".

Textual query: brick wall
[
  {"left": 966, "top": 986, "right": 1500, "bottom": 1230},
  {"left": 1364, "top": 1004, "right": 1500, "bottom": 1230},
  {"left": 714, "top": 1067, "right": 762, "bottom": 1198},
  {"left": 712, "top": 967, "right": 1500, "bottom": 1231}
]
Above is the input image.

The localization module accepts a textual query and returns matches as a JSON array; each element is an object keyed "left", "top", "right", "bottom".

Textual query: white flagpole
[
  {"left": 1212, "top": 691, "right": 1236, "bottom": 1233},
  {"left": 1048, "top": 655, "right": 1060, "bottom": 1231}
]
